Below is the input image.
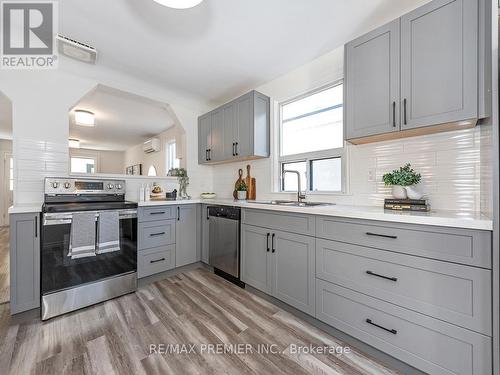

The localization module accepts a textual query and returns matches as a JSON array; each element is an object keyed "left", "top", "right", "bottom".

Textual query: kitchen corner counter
[
  {"left": 8, "top": 204, "right": 42, "bottom": 214},
  {"left": 134, "top": 198, "right": 492, "bottom": 231}
]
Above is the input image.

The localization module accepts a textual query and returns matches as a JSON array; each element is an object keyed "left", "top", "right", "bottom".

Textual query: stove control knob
[
  {"left": 107, "top": 183, "right": 114, "bottom": 189},
  {"left": 64, "top": 182, "right": 71, "bottom": 189},
  {"left": 51, "top": 182, "right": 59, "bottom": 189},
  {"left": 116, "top": 184, "right": 122, "bottom": 190}
]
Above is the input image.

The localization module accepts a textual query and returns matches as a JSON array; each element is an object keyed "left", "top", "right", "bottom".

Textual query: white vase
[
  {"left": 405, "top": 185, "right": 424, "bottom": 200},
  {"left": 237, "top": 191, "right": 247, "bottom": 200},
  {"left": 391, "top": 185, "right": 407, "bottom": 199}
]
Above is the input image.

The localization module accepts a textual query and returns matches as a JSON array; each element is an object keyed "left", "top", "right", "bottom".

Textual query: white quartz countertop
[
  {"left": 137, "top": 198, "right": 493, "bottom": 231},
  {"left": 8, "top": 204, "right": 42, "bottom": 214}
]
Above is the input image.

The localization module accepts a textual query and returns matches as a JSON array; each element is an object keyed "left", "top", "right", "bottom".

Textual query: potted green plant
[
  {"left": 383, "top": 163, "right": 422, "bottom": 199},
  {"left": 236, "top": 181, "right": 248, "bottom": 200}
]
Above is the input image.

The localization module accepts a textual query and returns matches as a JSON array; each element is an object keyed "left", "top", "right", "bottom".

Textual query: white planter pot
[
  {"left": 391, "top": 185, "right": 407, "bottom": 199},
  {"left": 237, "top": 191, "right": 247, "bottom": 200},
  {"left": 405, "top": 185, "right": 424, "bottom": 200}
]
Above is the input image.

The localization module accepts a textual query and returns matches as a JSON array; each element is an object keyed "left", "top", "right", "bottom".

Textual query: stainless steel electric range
[{"left": 41, "top": 177, "right": 138, "bottom": 320}]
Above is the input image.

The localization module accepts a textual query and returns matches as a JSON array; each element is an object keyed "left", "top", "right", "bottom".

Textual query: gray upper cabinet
[
  {"left": 345, "top": 19, "right": 400, "bottom": 139},
  {"left": 198, "top": 113, "right": 212, "bottom": 164},
  {"left": 345, "top": 0, "right": 489, "bottom": 144},
  {"left": 10, "top": 213, "right": 40, "bottom": 314},
  {"left": 175, "top": 204, "right": 200, "bottom": 267},
  {"left": 198, "top": 91, "right": 270, "bottom": 164},
  {"left": 400, "top": 0, "right": 478, "bottom": 130}
]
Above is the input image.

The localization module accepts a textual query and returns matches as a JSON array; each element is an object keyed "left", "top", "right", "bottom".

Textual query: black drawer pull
[
  {"left": 150, "top": 258, "right": 165, "bottom": 264},
  {"left": 235, "top": 142, "right": 239, "bottom": 156},
  {"left": 403, "top": 98, "right": 407, "bottom": 125},
  {"left": 266, "top": 233, "right": 270, "bottom": 252},
  {"left": 271, "top": 233, "right": 276, "bottom": 253},
  {"left": 150, "top": 232, "right": 165, "bottom": 237},
  {"left": 366, "top": 319, "right": 397, "bottom": 335},
  {"left": 392, "top": 101, "right": 396, "bottom": 127},
  {"left": 366, "top": 270, "right": 398, "bottom": 282},
  {"left": 150, "top": 211, "right": 165, "bottom": 215},
  {"left": 365, "top": 232, "right": 397, "bottom": 239}
]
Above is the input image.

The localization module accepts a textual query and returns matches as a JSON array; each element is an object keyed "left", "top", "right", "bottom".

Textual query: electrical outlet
[{"left": 368, "top": 169, "right": 376, "bottom": 182}]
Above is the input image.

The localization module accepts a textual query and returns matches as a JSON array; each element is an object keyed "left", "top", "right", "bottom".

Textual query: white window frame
[{"left": 278, "top": 80, "right": 348, "bottom": 194}]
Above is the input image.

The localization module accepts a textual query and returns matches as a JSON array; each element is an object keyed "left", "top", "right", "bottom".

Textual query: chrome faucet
[{"left": 283, "top": 170, "right": 306, "bottom": 203}]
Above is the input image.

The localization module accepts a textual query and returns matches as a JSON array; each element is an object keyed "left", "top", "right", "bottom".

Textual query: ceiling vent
[
  {"left": 56, "top": 34, "right": 97, "bottom": 64},
  {"left": 143, "top": 138, "right": 161, "bottom": 154}
]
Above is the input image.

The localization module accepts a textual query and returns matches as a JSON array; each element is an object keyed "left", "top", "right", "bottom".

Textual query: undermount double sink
[{"left": 252, "top": 200, "right": 335, "bottom": 207}]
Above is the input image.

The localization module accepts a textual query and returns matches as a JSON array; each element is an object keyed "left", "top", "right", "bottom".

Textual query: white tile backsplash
[{"left": 211, "top": 126, "right": 492, "bottom": 213}]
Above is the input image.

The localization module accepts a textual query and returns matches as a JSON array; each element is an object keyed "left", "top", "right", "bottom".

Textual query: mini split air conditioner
[{"left": 143, "top": 138, "right": 160, "bottom": 153}]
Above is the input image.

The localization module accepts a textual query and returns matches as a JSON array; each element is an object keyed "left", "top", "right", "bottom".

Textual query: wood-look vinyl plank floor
[
  {"left": 0, "top": 227, "right": 9, "bottom": 304},
  {"left": 0, "top": 267, "right": 401, "bottom": 375}
]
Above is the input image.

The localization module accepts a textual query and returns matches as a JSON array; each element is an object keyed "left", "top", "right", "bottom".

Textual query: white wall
[
  {"left": 210, "top": 46, "right": 493, "bottom": 212},
  {"left": 0, "top": 58, "right": 212, "bottom": 205},
  {"left": 0, "top": 139, "right": 13, "bottom": 225},
  {"left": 123, "top": 124, "right": 186, "bottom": 177}
]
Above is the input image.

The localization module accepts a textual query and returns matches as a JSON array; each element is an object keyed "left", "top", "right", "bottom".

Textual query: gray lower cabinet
[
  {"left": 138, "top": 219, "right": 176, "bottom": 249},
  {"left": 241, "top": 224, "right": 315, "bottom": 314},
  {"left": 201, "top": 204, "right": 210, "bottom": 263},
  {"left": 198, "top": 90, "right": 270, "bottom": 164},
  {"left": 316, "top": 280, "right": 491, "bottom": 375},
  {"left": 10, "top": 213, "right": 40, "bottom": 314},
  {"left": 345, "top": 18, "right": 400, "bottom": 139},
  {"left": 175, "top": 204, "right": 200, "bottom": 267},
  {"left": 242, "top": 208, "right": 315, "bottom": 236},
  {"left": 241, "top": 224, "right": 272, "bottom": 294},
  {"left": 138, "top": 245, "right": 175, "bottom": 278}
]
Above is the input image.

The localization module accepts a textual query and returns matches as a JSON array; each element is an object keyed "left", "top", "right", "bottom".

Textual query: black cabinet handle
[
  {"left": 271, "top": 233, "right": 276, "bottom": 253},
  {"left": 266, "top": 233, "right": 270, "bottom": 252},
  {"left": 177, "top": 206, "right": 180, "bottom": 221},
  {"left": 205, "top": 149, "right": 209, "bottom": 161},
  {"left": 232, "top": 143, "right": 236, "bottom": 156},
  {"left": 366, "top": 232, "right": 397, "bottom": 239},
  {"left": 150, "top": 232, "right": 165, "bottom": 237},
  {"left": 150, "top": 258, "right": 165, "bottom": 264},
  {"left": 150, "top": 211, "right": 165, "bottom": 215},
  {"left": 392, "top": 101, "right": 396, "bottom": 127},
  {"left": 366, "top": 319, "right": 397, "bottom": 335},
  {"left": 209, "top": 149, "right": 212, "bottom": 161},
  {"left": 35, "top": 215, "right": 38, "bottom": 238},
  {"left": 235, "top": 142, "right": 239, "bottom": 156},
  {"left": 206, "top": 207, "right": 210, "bottom": 220},
  {"left": 366, "top": 270, "right": 398, "bottom": 282},
  {"left": 403, "top": 98, "right": 407, "bottom": 125}
]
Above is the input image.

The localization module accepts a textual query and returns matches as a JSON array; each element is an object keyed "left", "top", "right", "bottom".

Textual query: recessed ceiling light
[
  {"left": 74, "top": 110, "right": 95, "bottom": 127},
  {"left": 68, "top": 139, "right": 80, "bottom": 148},
  {"left": 152, "top": 0, "right": 204, "bottom": 9}
]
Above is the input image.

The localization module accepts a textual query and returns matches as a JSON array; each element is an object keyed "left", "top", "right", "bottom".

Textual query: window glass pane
[
  {"left": 9, "top": 157, "right": 13, "bottom": 191},
  {"left": 281, "top": 161, "right": 306, "bottom": 192},
  {"left": 311, "top": 157, "right": 342, "bottom": 192},
  {"left": 167, "top": 141, "right": 180, "bottom": 172},
  {"left": 71, "top": 157, "right": 95, "bottom": 174},
  {"left": 281, "top": 85, "right": 343, "bottom": 156}
]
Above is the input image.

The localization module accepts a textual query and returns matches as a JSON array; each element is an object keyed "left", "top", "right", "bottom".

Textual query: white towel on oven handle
[{"left": 96, "top": 211, "right": 121, "bottom": 254}]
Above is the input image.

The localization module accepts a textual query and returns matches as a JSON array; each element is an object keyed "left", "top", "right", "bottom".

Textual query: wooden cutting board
[
  {"left": 233, "top": 168, "right": 244, "bottom": 199},
  {"left": 245, "top": 164, "right": 256, "bottom": 200}
]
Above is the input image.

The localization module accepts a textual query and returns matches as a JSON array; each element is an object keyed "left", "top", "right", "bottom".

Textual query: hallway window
[
  {"left": 9, "top": 157, "right": 13, "bottom": 191},
  {"left": 70, "top": 157, "right": 96, "bottom": 174}
]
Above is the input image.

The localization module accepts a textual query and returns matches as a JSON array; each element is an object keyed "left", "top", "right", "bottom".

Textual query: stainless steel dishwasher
[{"left": 208, "top": 206, "right": 244, "bottom": 287}]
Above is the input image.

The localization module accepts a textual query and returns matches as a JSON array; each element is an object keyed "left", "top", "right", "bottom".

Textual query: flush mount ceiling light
[
  {"left": 152, "top": 0, "right": 204, "bottom": 9},
  {"left": 68, "top": 139, "right": 80, "bottom": 148},
  {"left": 74, "top": 110, "right": 95, "bottom": 127}
]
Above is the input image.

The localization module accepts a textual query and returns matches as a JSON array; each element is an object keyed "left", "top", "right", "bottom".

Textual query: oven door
[{"left": 41, "top": 209, "right": 137, "bottom": 295}]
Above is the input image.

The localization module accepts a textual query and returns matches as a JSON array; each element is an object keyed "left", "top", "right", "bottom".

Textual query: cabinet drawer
[
  {"left": 138, "top": 220, "right": 175, "bottom": 249},
  {"left": 138, "top": 206, "right": 176, "bottom": 222},
  {"left": 316, "top": 239, "right": 491, "bottom": 335},
  {"left": 242, "top": 209, "right": 315, "bottom": 236},
  {"left": 315, "top": 216, "right": 491, "bottom": 268},
  {"left": 316, "top": 280, "right": 491, "bottom": 375},
  {"left": 138, "top": 245, "right": 175, "bottom": 278}
]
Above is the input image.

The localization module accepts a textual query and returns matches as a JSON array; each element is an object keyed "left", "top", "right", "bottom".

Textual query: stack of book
[{"left": 384, "top": 199, "right": 430, "bottom": 212}]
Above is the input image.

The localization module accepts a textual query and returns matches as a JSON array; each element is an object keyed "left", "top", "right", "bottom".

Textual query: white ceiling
[
  {"left": 0, "top": 92, "right": 12, "bottom": 140},
  {"left": 69, "top": 85, "right": 174, "bottom": 151},
  {"left": 60, "top": 0, "right": 430, "bottom": 103}
]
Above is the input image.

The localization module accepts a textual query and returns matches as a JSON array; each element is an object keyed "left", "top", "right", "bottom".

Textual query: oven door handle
[{"left": 43, "top": 209, "right": 137, "bottom": 226}]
